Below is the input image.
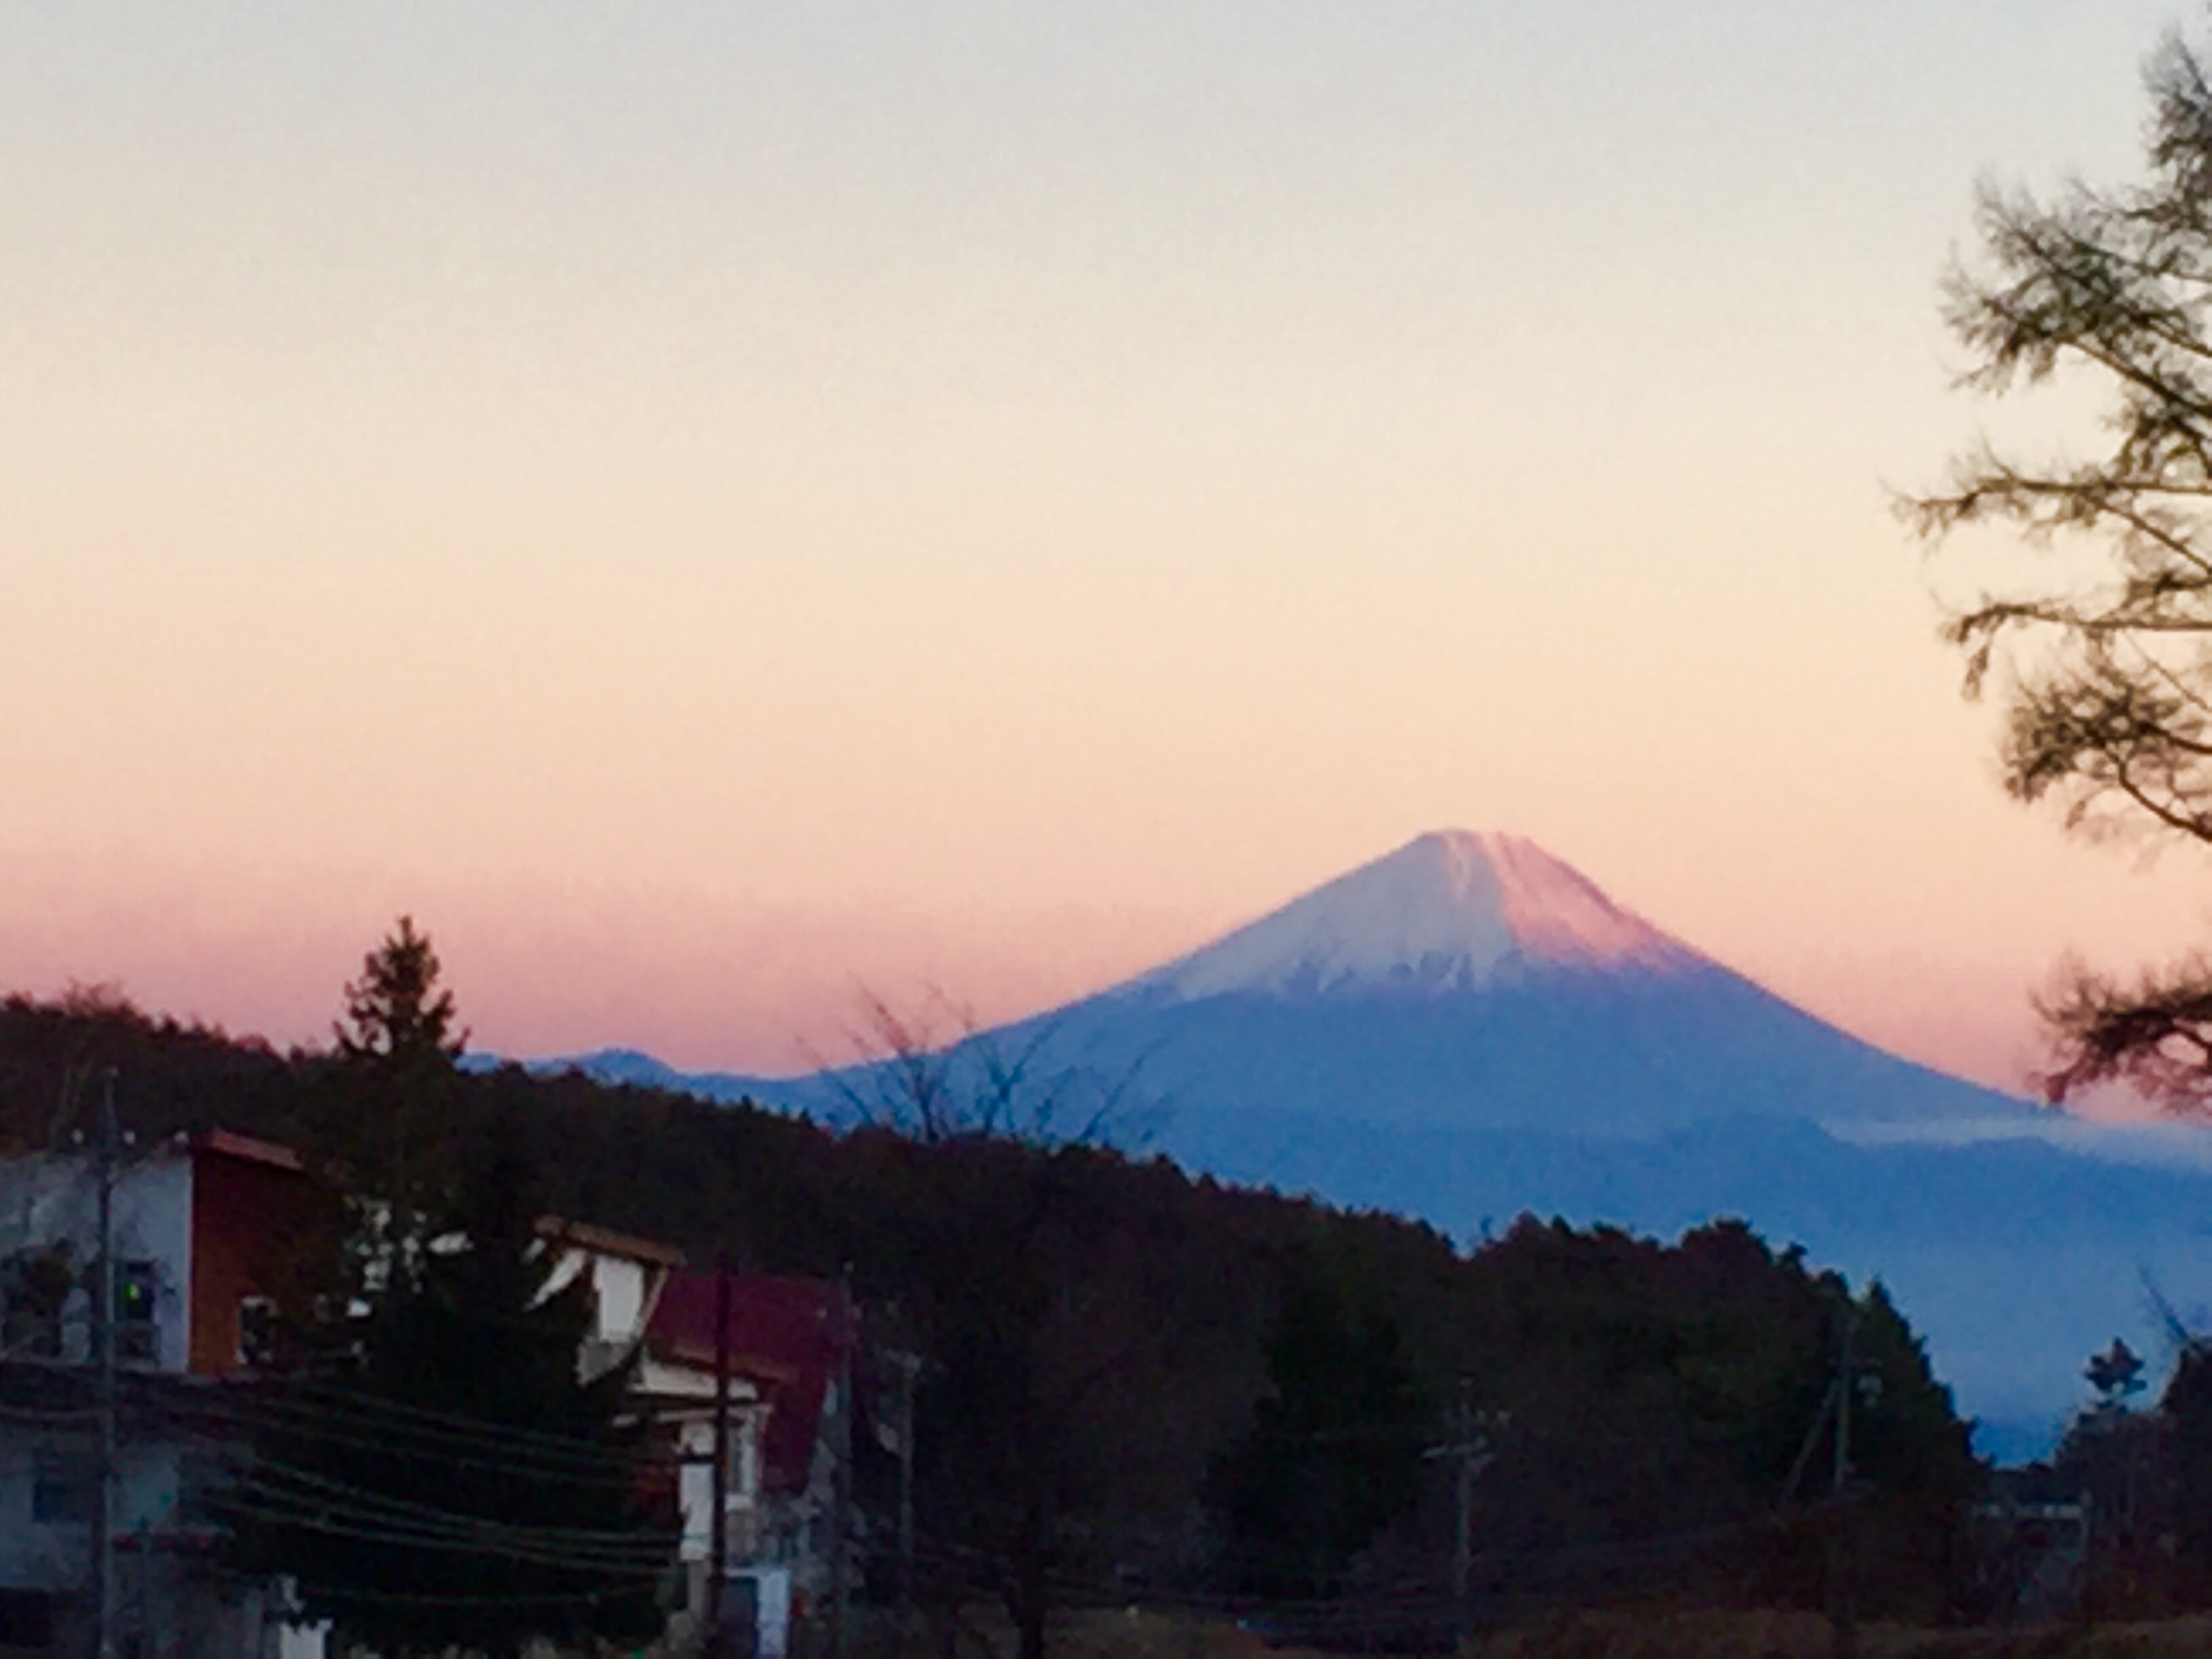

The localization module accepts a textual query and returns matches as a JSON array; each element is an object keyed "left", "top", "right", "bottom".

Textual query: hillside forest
[{"left": 0, "top": 931, "right": 2018, "bottom": 1651}]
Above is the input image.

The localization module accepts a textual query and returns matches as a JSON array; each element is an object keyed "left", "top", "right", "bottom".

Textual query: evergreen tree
[
  {"left": 337, "top": 914, "right": 463, "bottom": 1067},
  {"left": 2088, "top": 1337, "right": 2149, "bottom": 1410},
  {"left": 1207, "top": 1250, "right": 1433, "bottom": 1597},
  {"left": 325, "top": 915, "right": 469, "bottom": 1242},
  {"left": 217, "top": 1134, "right": 672, "bottom": 1657}
]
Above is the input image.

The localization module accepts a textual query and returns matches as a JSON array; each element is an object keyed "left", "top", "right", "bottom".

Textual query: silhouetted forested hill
[{"left": 0, "top": 987, "right": 1985, "bottom": 1633}]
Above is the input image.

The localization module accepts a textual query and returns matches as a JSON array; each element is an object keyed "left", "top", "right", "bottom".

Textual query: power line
[
  {"left": 232, "top": 1456, "right": 673, "bottom": 1558},
  {"left": 210, "top": 1484, "right": 672, "bottom": 1576},
  {"left": 291, "top": 1372, "right": 659, "bottom": 1472},
  {"left": 124, "top": 1378, "right": 670, "bottom": 1488},
  {"left": 201, "top": 1561, "right": 640, "bottom": 1612}
]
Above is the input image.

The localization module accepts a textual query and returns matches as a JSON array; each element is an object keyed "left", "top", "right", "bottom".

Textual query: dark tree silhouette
[
  {"left": 825, "top": 989, "right": 1139, "bottom": 1148},
  {"left": 830, "top": 998, "right": 1176, "bottom": 1659},
  {"left": 2089, "top": 1337, "right": 2150, "bottom": 1408},
  {"left": 0, "top": 989, "right": 1988, "bottom": 1632},
  {"left": 324, "top": 916, "right": 469, "bottom": 1237},
  {"left": 217, "top": 1134, "right": 672, "bottom": 1658},
  {"left": 1908, "top": 30, "right": 2212, "bottom": 1109},
  {"left": 2163, "top": 1344, "right": 2212, "bottom": 1584},
  {"left": 1206, "top": 1250, "right": 1433, "bottom": 1599},
  {"left": 337, "top": 915, "right": 465, "bottom": 1071}
]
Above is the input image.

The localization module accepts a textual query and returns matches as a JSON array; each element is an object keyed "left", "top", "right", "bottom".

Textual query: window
[
  {"left": 114, "top": 1261, "right": 156, "bottom": 1365},
  {"left": 30, "top": 1454, "right": 95, "bottom": 1525},
  {"left": 1, "top": 1298, "right": 61, "bottom": 1360},
  {"left": 237, "top": 1295, "right": 276, "bottom": 1368},
  {"left": 735, "top": 1419, "right": 760, "bottom": 1500},
  {"left": 0, "top": 1248, "right": 73, "bottom": 1360}
]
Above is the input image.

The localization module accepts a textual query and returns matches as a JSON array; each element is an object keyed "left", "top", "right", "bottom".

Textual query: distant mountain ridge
[
  {"left": 534, "top": 830, "right": 2034, "bottom": 1134},
  {"left": 509, "top": 829, "right": 2212, "bottom": 1457},
  {"left": 891, "top": 830, "right": 2036, "bottom": 1139}
]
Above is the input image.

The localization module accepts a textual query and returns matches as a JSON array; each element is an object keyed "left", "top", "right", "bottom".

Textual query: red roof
[
  {"left": 649, "top": 1271, "right": 848, "bottom": 1494},
  {"left": 534, "top": 1214, "right": 687, "bottom": 1268},
  {"left": 187, "top": 1130, "right": 306, "bottom": 1173}
]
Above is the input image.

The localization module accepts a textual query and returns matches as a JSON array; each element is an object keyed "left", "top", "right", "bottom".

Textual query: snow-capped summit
[{"left": 1130, "top": 830, "right": 1696, "bottom": 1003}]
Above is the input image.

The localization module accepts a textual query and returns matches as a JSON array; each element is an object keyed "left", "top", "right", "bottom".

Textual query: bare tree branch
[
  {"left": 814, "top": 986, "right": 1154, "bottom": 1152},
  {"left": 1909, "top": 32, "right": 2212, "bottom": 1112}
]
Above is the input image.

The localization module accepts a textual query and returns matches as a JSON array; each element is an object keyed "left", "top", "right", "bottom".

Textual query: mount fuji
[
  {"left": 979, "top": 829, "right": 2038, "bottom": 1141},
  {"left": 539, "top": 830, "right": 2212, "bottom": 1458}
]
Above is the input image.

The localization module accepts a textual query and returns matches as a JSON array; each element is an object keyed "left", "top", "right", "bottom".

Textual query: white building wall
[
  {"left": 0, "top": 1434, "right": 186, "bottom": 1592},
  {"left": 672, "top": 1408, "right": 769, "bottom": 1563},
  {"left": 276, "top": 1611, "right": 330, "bottom": 1659},
  {"left": 592, "top": 1256, "right": 647, "bottom": 1345},
  {"left": 541, "top": 1248, "right": 653, "bottom": 1350},
  {"left": 0, "top": 1151, "right": 194, "bottom": 1374},
  {"left": 0, "top": 1431, "right": 87, "bottom": 1592},
  {"left": 121, "top": 1159, "right": 193, "bottom": 1376},
  {"left": 679, "top": 1418, "right": 714, "bottom": 1563},
  {"left": 0, "top": 1429, "right": 324, "bottom": 1659},
  {"left": 0, "top": 1149, "right": 196, "bottom": 1602},
  {"left": 0, "top": 1149, "right": 318, "bottom": 1655}
]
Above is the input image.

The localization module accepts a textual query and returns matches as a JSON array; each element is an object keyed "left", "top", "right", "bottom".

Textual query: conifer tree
[
  {"left": 216, "top": 1130, "right": 672, "bottom": 1657},
  {"left": 1911, "top": 30, "right": 2212, "bottom": 1109},
  {"left": 326, "top": 915, "right": 468, "bottom": 1241},
  {"left": 336, "top": 914, "right": 464, "bottom": 1072},
  {"left": 1206, "top": 1252, "right": 1432, "bottom": 1599}
]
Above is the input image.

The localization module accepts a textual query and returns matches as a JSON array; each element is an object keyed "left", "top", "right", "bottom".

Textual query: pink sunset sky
[{"left": 6, "top": 3, "right": 2211, "bottom": 1101}]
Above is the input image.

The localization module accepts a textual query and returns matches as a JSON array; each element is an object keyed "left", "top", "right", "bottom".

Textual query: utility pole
[
  {"left": 1424, "top": 1381, "right": 1496, "bottom": 1657},
  {"left": 1452, "top": 1387, "right": 1473, "bottom": 1624},
  {"left": 1828, "top": 1307, "right": 1860, "bottom": 1659},
  {"left": 887, "top": 1347, "right": 922, "bottom": 1640},
  {"left": 830, "top": 1267, "right": 855, "bottom": 1659},
  {"left": 134, "top": 1519, "right": 150, "bottom": 1659},
  {"left": 1832, "top": 1310, "right": 1855, "bottom": 1499},
  {"left": 710, "top": 1260, "right": 733, "bottom": 1654},
  {"left": 91, "top": 1069, "right": 119, "bottom": 1659}
]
